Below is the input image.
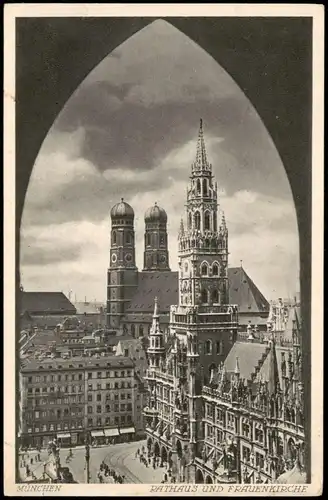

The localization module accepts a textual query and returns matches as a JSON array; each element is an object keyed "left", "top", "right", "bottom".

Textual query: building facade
[
  {"left": 19, "top": 355, "right": 141, "bottom": 448},
  {"left": 197, "top": 311, "right": 305, "bottom": 484},
  {"left": 143, "top": 301, "right": 305, "bottom": 484}
]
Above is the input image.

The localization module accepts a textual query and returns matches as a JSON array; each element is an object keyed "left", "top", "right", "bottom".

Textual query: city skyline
[{"left": 20, "top": 20, "right": 299, "bottom": 302}]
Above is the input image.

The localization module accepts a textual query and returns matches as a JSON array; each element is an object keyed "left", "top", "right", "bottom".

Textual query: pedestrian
[{"left": 30, "top": 457, "right": 33, "bottom": 465}]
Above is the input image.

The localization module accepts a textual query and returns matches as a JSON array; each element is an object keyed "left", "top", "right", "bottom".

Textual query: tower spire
[
  {"left": 193, "top": 118, "right": 211, "bottom": 172},
  {"left": 267, "top": 334, "right": 280, "bottom": 396}
]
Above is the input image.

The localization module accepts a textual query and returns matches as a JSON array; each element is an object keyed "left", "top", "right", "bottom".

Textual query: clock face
[
  {"left": 125, "top": 253, "right": 132, "bottom": 263},
  {"left": 111, "top": 253, "right": 117, "bottom": 263}
]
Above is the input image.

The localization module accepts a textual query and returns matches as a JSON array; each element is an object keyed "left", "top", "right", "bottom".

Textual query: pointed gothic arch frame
[
  {"left": 200, "top": 261, "right": 209, "bottom": 276},
  {"left": 212, "top": 261, "right": 219, "bottom": 276},
  {"left": 204, "top": 210, "right": 211, "bottom": 231},
  {"left": 194, "top": 211, "right": 201, "bottom": 231},
  {"left": 15, "top": 17, "right": 312, "bottom": 481}
]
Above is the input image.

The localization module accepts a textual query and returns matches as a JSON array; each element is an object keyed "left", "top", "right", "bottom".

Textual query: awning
[
  {"left": 120, "top": 427, "right": 135, "bottom": 435},
  {"left": 104, "top": 428, "right": 119, "bottom": 437},
  {"left": 57, "top": 433, "right": 71, "bottom": 439},
  {"left": 91, "top": 430, "right": 104, "bottom": 437}
]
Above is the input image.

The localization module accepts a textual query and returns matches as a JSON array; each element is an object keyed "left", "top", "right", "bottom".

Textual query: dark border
[{"left": 15, "top": 16, "right": 312, "bottom": 483}]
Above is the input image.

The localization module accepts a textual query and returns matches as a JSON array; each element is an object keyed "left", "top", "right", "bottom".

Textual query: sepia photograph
[{"left": 4, "top": 4, "right": 323, "bottom": 497}]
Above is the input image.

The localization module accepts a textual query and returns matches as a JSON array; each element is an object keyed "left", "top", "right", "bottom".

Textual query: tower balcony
[
  {"left": 145, "top": 368, "right": 174, "bottom": 383},
  {"left": 143, "top": 406, "right": 159, "bottom": 418}
]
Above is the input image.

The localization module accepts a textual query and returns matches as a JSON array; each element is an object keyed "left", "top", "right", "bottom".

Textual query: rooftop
[
  {"left": 125, "top": 267, "right": 269, "bottom": 316},
  {"left": 20, "top": 292, "right": 76, "bottom": 315},
  {"left": 21, "top": 355, "right": 134, "bottom": 372},
  {"left": 127, "top": 272, "right": 179, "bottom": 313}
]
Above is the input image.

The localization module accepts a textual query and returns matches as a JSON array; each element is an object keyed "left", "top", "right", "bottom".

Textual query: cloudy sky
[{"left": 20, "top": 20, "right": 299, "bottom": 303}]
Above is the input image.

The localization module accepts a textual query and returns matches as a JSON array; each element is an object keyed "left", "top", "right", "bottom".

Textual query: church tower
[
  {"left": 107, "top": 198, "right": 138, "bottom": 329},
  {"left": 167, "top": 120, "right": 239, "bottom": 482},
  {"left": 178, "top": 118, "right": 229, "bottom": 308},
  {"left": 143, "top": 203, "right": 170, "bottom": 271}
]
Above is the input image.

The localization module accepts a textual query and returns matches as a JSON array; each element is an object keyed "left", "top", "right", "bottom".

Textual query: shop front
[
  {"left": 57, "top": 432, "right": 71, "bottom": 448},
  {"left": 91, "top": 430, "right": 105, "bottom": 446},
  {"left": 119, "top": 426, "right": 136, "bottom": 443},
  {"left": 104, "top": 428, "right": 119, "bottom": 445}
]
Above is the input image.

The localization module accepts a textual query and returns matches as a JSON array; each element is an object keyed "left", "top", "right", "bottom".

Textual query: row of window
[
  {"left": 87, "top": 370, "right": 131, "bottom": 379},
  {"left": 204, "top": 408, "right": 265, "bottom": 443},
  {"left": 27, "top": 373, "right": 83, "bottom": 384},
  {"left": 27, "top": 385, "right": 84, "bottom": 395},
  {"left": 26, "top": 370, "right": 132, "bottom": 385},
  {"left": 112, "top": 230, "right": 133, "bottom": 245},
  {"left": 87, "top": 414, "right": 132, "bottom": 427},
  {"left": 204, "top": 340, "right": 224, "bottom": 356},
  {"left": 87, "top": 381, "right": 133, "bottom": 391},
  {"left": 33, "top": 409, "right": 83, "bottom": 420},
  {"left": 87, "top": 403, "right": 132, "bottom": 414},
  {"left": 200, "top": 288, "right": 220, "bottom": 305},
  {"left": 88, "top": 392, "right": 131, "bottom": 402},
  {"left": 188, "top": 210, "right": 217, "bottom": 232},
  {"left": 27, "top": 421, "right": 84, "bottom": 433},
  {"left": 27, "top": 396, "right": 84, "bottom": 406},
  {"left": 200, "top": 262, "right": 220, "bottom": 276}
]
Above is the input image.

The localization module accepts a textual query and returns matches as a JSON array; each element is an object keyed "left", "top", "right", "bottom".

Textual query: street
[{"left": 59, "top": 440, "right": 166, "bottom": 484}]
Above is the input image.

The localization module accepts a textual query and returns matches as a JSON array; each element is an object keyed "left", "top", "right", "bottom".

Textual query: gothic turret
[
  {"left": 267, "top": 334, "right": 280, "bottom": 396},
  {"left": 143, "top": 202, "right": 170, "bottom": 271},
  {"left": 147, "top": 297, "right": 166, "bottom": 369}
]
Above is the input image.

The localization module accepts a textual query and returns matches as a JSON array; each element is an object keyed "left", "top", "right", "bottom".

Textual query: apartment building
[{"left": 19, "top": 355, "right": 139, "bottom": 448}]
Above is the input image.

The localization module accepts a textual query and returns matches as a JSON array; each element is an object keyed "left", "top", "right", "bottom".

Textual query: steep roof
[
  {"left": 126, "top": 272, "right": 179, "bottom": 313},
  {"left": 224, "top": 341, "right": 269, "bottom": 381},
  {"left": 228, "top": 267, "right": 270, "bottom": 314},
  {"left": 124, "top": 267, "right": 269, "bottom": 317},
  {"left": 21, "top": 292, "right": 76, "bottom": 315},
  {"left": 259, "top": 344, "right": 291, "bottom": 387}
]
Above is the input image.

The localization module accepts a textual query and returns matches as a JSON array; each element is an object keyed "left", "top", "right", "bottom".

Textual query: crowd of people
[
  {"left": 97, "top": 461, "right": 125, "bottom": 483},
  {"left": 135, "top": 446, "right": 174, "bottom": 483}
]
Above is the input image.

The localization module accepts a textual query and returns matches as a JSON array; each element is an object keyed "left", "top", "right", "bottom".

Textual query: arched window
[
  {"left": 203, "top": 179, "right": 208, "bottom": 196},
  {"left": 196, "top": 179, "right": 201, "bottom": 193},
  {"left": 204, "top": 211, "right": 210, "bottom": 231},
  {"left": 126, "top": 232, "right": 131, "bottom": 244},
  {"left": 146, "top": 233, "right": 151, "bottom": 246},
  {"left": 213, "top": 263, "right": 219, "bottom": 276},
  {"left": 213, "top": 212, "right": 217, "bottom": 232},
  {"left": 139, "top": 325, "right": 144, "bottom": 337},
  {"left": 201, "top": 289, "right": 208, "bottom": 304},
  {"left": 194, "top": 212, "right": 201, "bottom": 230},
  {"left": 212, "top": 289, "right": 219, "bottom": 303},
  {"left": 201, "top": 263, "right": 208, "bottom": 276},
  {"left": 112, "top": 231, "right": 117, "bottom": 245},
  {"left": 131, "top": 324, "right": 135, "bottom": 338},
  {"left": 205, "top": 340, "right": 213, "bottom": 355},
  {"left": 188, "top": 212, "right": 192, "bottom": 229}
]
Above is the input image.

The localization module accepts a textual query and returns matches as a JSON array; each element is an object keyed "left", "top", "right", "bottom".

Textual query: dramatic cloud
[{"left": 20, "top": 20, "right": 299, "bottom": 302}]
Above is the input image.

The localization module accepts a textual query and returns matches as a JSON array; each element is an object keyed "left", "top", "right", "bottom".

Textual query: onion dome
[
  {"left": 144, "top": 202, "right": 167, "bottom": 223},
  {"left": 110, "top": 198, "right": 134, "bottom": 219},
  {"left": 276, "top": 459, "right": 306, "bottom": 484}
]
